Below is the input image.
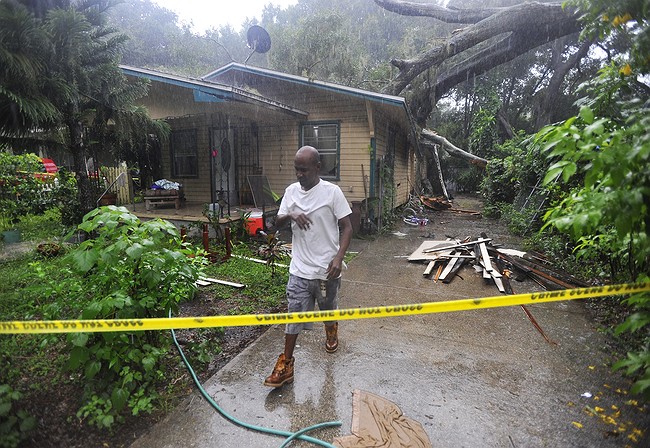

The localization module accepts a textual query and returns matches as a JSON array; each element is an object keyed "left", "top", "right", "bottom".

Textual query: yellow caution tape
[{"left": 1, "top": 282, "right": 648, "bottom": 335}]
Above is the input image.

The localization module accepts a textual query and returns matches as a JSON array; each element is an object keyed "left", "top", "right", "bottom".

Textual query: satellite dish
[
  {"left": 244, "top": 25, "right": 271, "bottom": 64},
  {"left": 247, "top": 25, "right": 271, "bottom": 54}
]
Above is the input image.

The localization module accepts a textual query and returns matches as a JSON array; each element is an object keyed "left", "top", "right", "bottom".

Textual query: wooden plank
[
  {"left": 478, "top": 242, "right": 493, "bottom": 272},
  {"left": 423, "top": 260, "right": 436, "bottom": 276},
  {"left": 442, "top": 258, "right": 467, "bottom": 284},
  {"left": 232, "top": 254, "right": 289, "bottom": 268},
  {"left": 434, "top": 264, "right": 443, "bottom": 282},
  {"left": 438, "top": 257, "right": 459, "bottom": 281},
  {"left": 407, "top": 240, "right": 454, "bottom": 262},
  {"left": 423, "top": 238, "right": 491, "bottom": 254},
  {"left": 492, "top": 276, "right": 506, "bottom": 293}
]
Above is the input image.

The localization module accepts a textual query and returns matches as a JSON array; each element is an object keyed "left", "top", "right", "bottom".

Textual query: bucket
[{"left": 245, "top": 211, "right": 264, "bottom": 236}]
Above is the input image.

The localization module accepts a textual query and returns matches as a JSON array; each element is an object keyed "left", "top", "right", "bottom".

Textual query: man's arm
[
  {"left": 274, "top": 212, "right": 313, "bottom": 231},
  {"left": 326, "top": 215, "right": 353, "bottom": 279}
]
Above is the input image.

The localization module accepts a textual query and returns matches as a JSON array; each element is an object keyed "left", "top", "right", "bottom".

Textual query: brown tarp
[{"left": 333, "top": 389, "right": 432, "bottom": 448}]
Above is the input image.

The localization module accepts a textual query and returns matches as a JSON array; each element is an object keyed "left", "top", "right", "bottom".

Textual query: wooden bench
[{"left": 144, "top": 189, "right": 184, "bottom": 211}]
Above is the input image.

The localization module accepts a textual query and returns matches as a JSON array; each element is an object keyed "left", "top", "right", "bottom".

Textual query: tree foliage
[
  {"left": 535, "top": 0, "right": 650, "bottom": 396},
  {"left": 0, "top": 0, "right": 167, "bottom": 220}
]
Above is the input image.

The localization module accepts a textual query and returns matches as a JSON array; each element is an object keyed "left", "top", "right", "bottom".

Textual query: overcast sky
[{"left": 151, "top": 0, "right": 298, "bottom": 32}]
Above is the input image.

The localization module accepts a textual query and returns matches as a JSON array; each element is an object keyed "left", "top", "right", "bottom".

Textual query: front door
[{"left": 211, "top": 127, "right": 238, "bottom": 210}]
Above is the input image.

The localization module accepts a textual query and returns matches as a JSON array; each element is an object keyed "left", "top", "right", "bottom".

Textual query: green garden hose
[{"left": 171, "top": 324, "right": 341, "bottom": 448}]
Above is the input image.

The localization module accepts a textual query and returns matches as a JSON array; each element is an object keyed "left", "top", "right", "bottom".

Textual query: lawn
[{"left": 0, "top": 208, "right": 290, "bottom": 447}]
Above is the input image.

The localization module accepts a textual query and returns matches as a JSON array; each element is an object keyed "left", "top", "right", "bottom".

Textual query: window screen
[
  {"left": 301, "top": 122, "right": 339, "bottom": 179},
  {"left": 171, "top": 129, "right": 198, "bottom": 177}
]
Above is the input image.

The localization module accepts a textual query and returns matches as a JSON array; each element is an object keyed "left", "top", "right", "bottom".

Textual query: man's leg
[
  {"left": 264, "top": 276, "right": 312, "bottom": 387},
  {"left": 264, "top": 333, "right": 298, "bottom": 388},
  {"left": 284, "top": 333, "right": 298, "bottom": 359},
  {"left": 319, "top": 278, "right": 340, "bottom": 353}
]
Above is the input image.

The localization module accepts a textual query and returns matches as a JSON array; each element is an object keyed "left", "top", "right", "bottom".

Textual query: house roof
[
  {"left": 202, "top": 63, "right": 421, "bottom": 152},
  {"left": 120, "top": 65, "right": 308, "bottom": 118},
  {"left": 202, "top": 63, "right": 408, "bottom": 108}
]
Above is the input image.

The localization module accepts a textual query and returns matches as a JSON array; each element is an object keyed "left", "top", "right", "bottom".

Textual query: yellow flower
[
  {"left": 620, "top": 64, "right": 633, "bottom": 76},
  {"left": 572, "top": 421, "right": 583, "bottom": 429},
  {"left": 612, "top": 13, "right": 633, "bottom": 26}
]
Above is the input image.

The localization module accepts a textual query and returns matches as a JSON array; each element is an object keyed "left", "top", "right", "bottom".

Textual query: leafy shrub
[
  {"left": 0, "top": 152, "right": 52, "bottom": 223},
  {"left": 0, "top": 384, "right": 35, "bottom": 448},
  {"left": 536, "top": 64, "right": 650, "bottom": 396},
  {"left": 39, "top": 206, "right": 207, "bottom": 428}
]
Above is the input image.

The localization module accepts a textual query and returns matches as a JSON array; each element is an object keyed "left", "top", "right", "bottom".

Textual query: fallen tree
[{"left": 374, "top": 0, "right": 583, "bottom": 192}]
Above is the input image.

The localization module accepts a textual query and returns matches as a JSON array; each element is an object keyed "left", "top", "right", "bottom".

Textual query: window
[
  {"left": 301, "top": 122, "right": 340, "bottom": 179},
  {"left": 171, "top": 129, "right": 198, "bottom": 177}
]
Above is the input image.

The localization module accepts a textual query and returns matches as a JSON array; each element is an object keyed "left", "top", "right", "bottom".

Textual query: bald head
[
  {"left": 296, "top": 146, "right": 320, "bottom": 166},
  {"left": 294, "top": 146, "right": 321, "bottom": 190}
]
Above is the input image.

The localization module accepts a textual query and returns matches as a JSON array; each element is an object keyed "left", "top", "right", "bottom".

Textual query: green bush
[
  {"left": 536, "top": 64, "right": 650, "bottom": 396},
  {"left": 0, "top": 384, "right": 35, "bottom": 448},
  {"left": 37, "top": 206, "right": 207, "bottom": 428}
]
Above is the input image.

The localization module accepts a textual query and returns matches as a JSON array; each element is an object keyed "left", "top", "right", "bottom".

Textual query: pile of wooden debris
[{"left": 408, "top": 233, "right": 589, "bottom": 293}]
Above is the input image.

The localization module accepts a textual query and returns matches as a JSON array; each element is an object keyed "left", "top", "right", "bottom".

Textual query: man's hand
[
  {"left": 325, "top": 257, "right": 344, "bottom": 280},
  {"left": 291, "top": 212, "right": 312, "bottom": 230}
]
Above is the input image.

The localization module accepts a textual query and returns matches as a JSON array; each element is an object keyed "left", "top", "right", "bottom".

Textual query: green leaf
[
  {"left": 100, "top": 415, "right": 114, "bottom": 428},
  {"left": 562, "top": 162, "right": 577, "bottom": 182},
  {"left": 73, "top": 250, "right": 99, "bottom": 273},
  {"left": 126, "top": 243, "right": 145, "bottom": 259},
  {"left": 579, "top": 105, "right": 594, "bottom": 124},
  {"left": 111, "top": 387, "right": 129, "bottom": 412},
  {"left": 82, "top": 302, "right": 102, "bottom": 319},
  {"left": 70, "top": 332, "right": 89, "bottom": 347},
  {"left": 0, "top": 402, "right": 11, "bottom": 416},
  {"left": 85, "top": 360, "right": 101, "bottom": 379},
  {"left": 584, "top": 118, "right": 607, "bottom": 136},
  {"left": 141, "top": 356, "right": 155, "bottom": 372},
  {"left": 19, "top": 415, "right": 36, "bottom": 432},
  {"left": 67, "top": 346, "right": 89, "bottom": 370},
  {"left": 543, "top": 161, "right": 568, "bottom": 184}
]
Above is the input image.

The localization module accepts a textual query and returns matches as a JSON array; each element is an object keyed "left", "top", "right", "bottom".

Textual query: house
[{"left": 121, "top": 63, "right": 419, "bottom": 228}]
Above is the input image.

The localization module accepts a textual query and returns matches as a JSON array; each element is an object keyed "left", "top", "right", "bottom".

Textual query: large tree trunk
[
  {"left": 377, "top": 1, "right": 580, "bottom": 104},
  {"left": 67, "top": 105, "right": 94, "bottom": 218},
  {"left": 533, "top": 36, "right": 593, "bottom": 129}
]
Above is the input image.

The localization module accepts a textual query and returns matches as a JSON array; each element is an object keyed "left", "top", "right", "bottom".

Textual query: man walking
[{"left": 264, "top": 146, "right": 352, "bottom": 388}]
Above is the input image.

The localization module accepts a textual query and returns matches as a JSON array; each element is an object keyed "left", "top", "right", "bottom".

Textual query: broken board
[{"left": 407, "top": 240, "right": 455, "bottom": 262}]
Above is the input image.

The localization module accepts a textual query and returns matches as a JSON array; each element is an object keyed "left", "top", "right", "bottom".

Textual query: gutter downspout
[{"left": 365, "top": 100, "right": 377, "bottom": 222}]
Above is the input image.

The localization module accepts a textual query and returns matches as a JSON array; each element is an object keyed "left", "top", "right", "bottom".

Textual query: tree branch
[
  {"left": 420, "top": 129, "right": 487, "bottom": 168},
  {"left": 381, "top": 1, "right": 580, "bottom": 96},
  {"left": 374, "top": 0, "right": 502, "bottom": 24}
]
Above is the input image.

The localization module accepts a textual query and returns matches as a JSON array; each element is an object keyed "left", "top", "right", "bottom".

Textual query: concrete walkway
[{"left": 131, "top": 214, "right": 649, "bottom": 447}]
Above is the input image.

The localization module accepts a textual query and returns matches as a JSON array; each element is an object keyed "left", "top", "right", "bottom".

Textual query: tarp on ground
[{"left": 333, "top": 389, "right": 432, "bottom": 448}]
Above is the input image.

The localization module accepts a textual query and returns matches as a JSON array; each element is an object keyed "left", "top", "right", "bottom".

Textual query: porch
[{"left": 121, "top": 200, "right": 278, "bottom": 235}]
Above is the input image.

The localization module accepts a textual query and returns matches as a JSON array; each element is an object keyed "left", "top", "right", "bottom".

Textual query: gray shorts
[{"left": 285, "top": 274, "right": 340, "bottom": 335}]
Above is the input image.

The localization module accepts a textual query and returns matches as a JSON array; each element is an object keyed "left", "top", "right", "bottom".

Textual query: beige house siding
[{"left": 131, "top": 66, "right": 415, "bottom": 213}]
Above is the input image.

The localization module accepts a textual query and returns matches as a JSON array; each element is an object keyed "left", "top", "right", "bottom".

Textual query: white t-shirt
[{"left": 278, "top": 179, "right": 352, "bottom": 280}]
